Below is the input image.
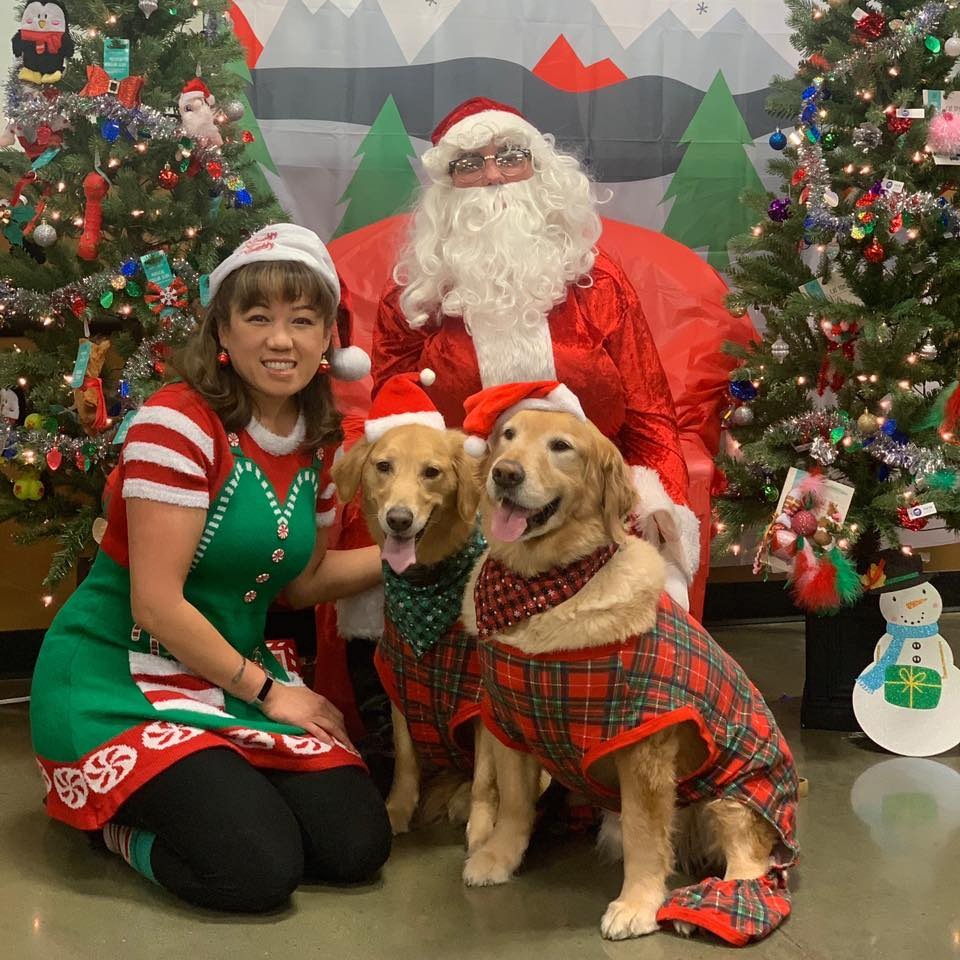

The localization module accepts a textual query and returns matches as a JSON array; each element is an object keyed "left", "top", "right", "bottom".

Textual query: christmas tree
[
  {"left": 662, "top": 70, "right": 764, "bottom": 270},
  {"left": 0, "top": 0, "right": 282, "bottom": 598},
  {"left": 714, "top": 0, "right": 960, "bottom": 613}
]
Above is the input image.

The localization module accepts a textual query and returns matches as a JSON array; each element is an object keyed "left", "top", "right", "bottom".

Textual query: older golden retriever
[
  {"left": 332, "top": 424, "right": 497, "bottom": 845},
  {"left": 461, "top": 410, "right": 799, "bottom": 944}
]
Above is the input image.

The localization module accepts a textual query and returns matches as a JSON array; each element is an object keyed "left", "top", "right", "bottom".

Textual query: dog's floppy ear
[
  {"left": 330, "top": 438, "right": 371, "bottom": 503},
  {"left": 450, "top": 433, "right": 482, "bottom": 524},
  {"left": 597, "top": 434, "right": 636, "bottom": 541}
]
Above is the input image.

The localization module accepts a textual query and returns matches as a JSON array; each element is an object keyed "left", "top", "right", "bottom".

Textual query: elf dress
[
  {"left": 474, "top": 546, "right": 799, "bottom": 947},
  {"left": 373, "top": 527, "right": 487, "bottom": 774},
  {"left": 30, "top": 383, "right": 363, "bottom": 831}
]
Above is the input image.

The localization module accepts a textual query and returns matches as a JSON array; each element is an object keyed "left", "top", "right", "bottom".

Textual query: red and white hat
[
  {"left": 421, "top": 97, "right": 543, "bottom": 182},
  {"left": 179, "top": 77, "right": 215, "bottom": 113},
  {"left": 365, "top": 370, "right": 442, "bottom": 443},
  {"left": 461, "top": 381, "right": 585, "bottom": 457}
]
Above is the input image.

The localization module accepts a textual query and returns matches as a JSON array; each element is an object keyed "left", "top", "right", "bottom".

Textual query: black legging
[{"left": 111, "top": 747, "right": 392, "bottom": 912}]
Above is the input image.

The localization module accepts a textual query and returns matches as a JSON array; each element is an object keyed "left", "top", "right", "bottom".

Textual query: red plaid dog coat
[{"left": 475, "top": 547, "right": 799, "bottom": 946}]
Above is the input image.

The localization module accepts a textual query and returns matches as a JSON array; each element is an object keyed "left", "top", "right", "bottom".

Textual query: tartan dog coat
[{"left": 475, "top": 543, "right": 799, "bottom": 946}]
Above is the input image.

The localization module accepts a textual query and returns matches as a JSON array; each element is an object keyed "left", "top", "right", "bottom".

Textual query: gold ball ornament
[{"left": 857, "top": 410, "right": 880, "bottom": 435}]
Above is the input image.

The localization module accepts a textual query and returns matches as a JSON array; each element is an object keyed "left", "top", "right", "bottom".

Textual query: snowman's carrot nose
[{"left": 906, "top": 597, "right": 927, "bottom": 609}]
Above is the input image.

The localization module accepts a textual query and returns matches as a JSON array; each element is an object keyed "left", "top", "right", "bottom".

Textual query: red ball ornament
[
  {"left": 241, "top": 130, "right": 255, "bottom": 144},
  {"left": 153, "top": 360, "right": 166, "bottom": 377},
  {"left": 791, "top": 510, "right": 818, "bottom": 537},
  {"left": 864, "top": 239, "right": 886, "bottom": 263},
  {"left": 69, "top": 293, "right": 88, "bottom": 317},
  {"left": 205, "top": 160, "right": 223, "bottom": 179},
  {"left": 887, "top": 115, "right": 913, "bottom": 137},
  {"left": 897, "top": 506, "right": 929, "bottom": 531},
  {"left": 158, "top": 165, "right": 179, "bottom": 190},
  {"left": 855, "top": 12, "right": 886, "bottom": 40}
]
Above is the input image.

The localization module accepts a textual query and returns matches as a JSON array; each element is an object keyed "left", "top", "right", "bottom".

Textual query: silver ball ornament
[
  {"left": 139, "top": 0, "right": 159, "bottom": 17},
  {"left": 920, "top": 339, "right": 938, "bottom": 361},
  {"left": 222, "top": 100, "right": 245, "bottom": 122},
  {"left": 731, "top": 405, "right": 755, "bottom": 427},
  {"left": 771, "top": 336, "right": 790, "bottom": 362},
  {"left": 946, "top": 35, "right": 960, "bottom": 57},
  {"left": 32, "top": 221, "right": 57, "bottom": 248}
]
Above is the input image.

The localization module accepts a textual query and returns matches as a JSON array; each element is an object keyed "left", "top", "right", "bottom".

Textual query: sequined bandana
[
  {"left": 383, "top": 526, "right": 487, "bottom": 659},
  {"left": 475, "top": 544, "right": 619, "bottom": 640}
]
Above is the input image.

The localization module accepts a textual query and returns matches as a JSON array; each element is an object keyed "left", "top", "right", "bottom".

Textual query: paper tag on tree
[
  {"left": 896, "top": 108, "right": 926, "bottom": 119},
  {"left": 140, "top": 251, "right": 174, "bottom": 288},
  {"left": 882, "top": 178, "right": 905, "bottom": 194},
  {"left": 69, "top": 340, "right": 93, "bottom": 389},
  {"left": 103, "top": 38, "right": 130, "bottom": 80},
  {"left": 112, "top": 409, "right": 138, "bottom": 446},
  {"left": 924, "top": 90, "right": 944, "bottom": 111},
  {"left": 907, "top": 502, "right": 938, "bottom": 520},
  {"left": 852, "top": 7, "right": 869, "bottom": 20},
  {"left": 800, "top": 279, "right": 827, "bottom": 300}
]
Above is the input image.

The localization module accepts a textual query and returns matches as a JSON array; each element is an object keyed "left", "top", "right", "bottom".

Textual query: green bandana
[{"left": 383, "top": 526, "right": 487, "bottom": 659}]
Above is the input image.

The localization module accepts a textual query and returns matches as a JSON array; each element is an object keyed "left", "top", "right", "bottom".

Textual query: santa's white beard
[{"left": 400, "top": 178, "right": 596, "bottom": 386}]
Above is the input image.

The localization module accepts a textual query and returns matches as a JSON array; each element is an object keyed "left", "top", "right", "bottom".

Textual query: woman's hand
[{"left": 261, "top": 683, "right": 354, "bottom": 750}]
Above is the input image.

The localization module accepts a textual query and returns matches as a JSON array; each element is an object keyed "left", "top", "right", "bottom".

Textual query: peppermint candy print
[
  {"left": 228, "top": 728, "right": 276, "bottom": 750},
  {"left": 83, "top": 745, "right": 138, "bottom": 794},
  {"left": 53, "top": 767, "right": 89, "bottom": 809},
  {"left": 280, "top": 734, "right": 331, "bottom": 756},
  {"left": 141, "top": 722, "right": 205, "bottom": 751}
]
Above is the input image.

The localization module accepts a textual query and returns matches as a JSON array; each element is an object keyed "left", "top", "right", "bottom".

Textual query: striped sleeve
[
  {"left": 121, "top": 396, "right": 216, "bottom": 509},
  {"left": 315, "top": 444, "right": 341, "bottom": 529}
]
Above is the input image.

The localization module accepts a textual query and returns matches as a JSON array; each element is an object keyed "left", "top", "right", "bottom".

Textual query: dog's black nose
[
  {"left": 385, "top": 506, "right": 414, "bottom": 534},
  {"left": 492, "top": 460, "right": 525, "bottom": 488}
]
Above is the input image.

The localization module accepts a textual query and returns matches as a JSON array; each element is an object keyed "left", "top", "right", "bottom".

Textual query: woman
[{"left": 30, "top": 224, "right": 391, "bottom": 912}]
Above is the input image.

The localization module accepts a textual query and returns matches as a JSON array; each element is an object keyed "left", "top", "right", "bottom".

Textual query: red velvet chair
[{"left": 316, "top": 215, "right": 756, "bottom": 732}]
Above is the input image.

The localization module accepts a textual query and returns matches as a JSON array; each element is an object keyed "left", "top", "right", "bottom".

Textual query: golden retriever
[
  {"left": 332, "top": 424, "right": 497, "bottom": 845},
  {"left": 460, "top": 409, "right": 799, "bottom": 944}
]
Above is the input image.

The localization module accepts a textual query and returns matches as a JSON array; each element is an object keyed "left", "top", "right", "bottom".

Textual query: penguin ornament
[
  {"left": 12, "top": 2, "right": 74, "bottom": 85},
  {"left": 853, "top": 549, "right": 960, "bottom": 757}
]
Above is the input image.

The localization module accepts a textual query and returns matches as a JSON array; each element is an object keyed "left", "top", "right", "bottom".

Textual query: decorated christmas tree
[
  {"left": 0, "top": 0, "right": 282, "bottom": 598},
  {"left": 714, "top": 0, "right": 960, "bottom": 613}
]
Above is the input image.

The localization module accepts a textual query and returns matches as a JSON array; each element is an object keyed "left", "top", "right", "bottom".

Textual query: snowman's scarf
[{"left": 857, "top": 621, "right": 940, "bottom": 693}]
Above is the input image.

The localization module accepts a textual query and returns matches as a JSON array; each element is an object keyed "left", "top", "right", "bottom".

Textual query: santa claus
[{"left": 343, "top": 96, "right": 696, "bottom": 605}]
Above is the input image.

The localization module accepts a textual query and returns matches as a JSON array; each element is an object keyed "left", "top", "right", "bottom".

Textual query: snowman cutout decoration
[
  {"left": 853, "top": 549, "right": 960, "bottom": 757},
  {"left": 11, "top": 2, "right": 74, "bottom": 85}
]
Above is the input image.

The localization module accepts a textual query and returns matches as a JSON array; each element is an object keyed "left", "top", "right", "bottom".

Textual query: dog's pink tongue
[
  {"left": 491, "top": 502, "right": 534, "bottom": 543},
  {"left": 382, "top": 535, "right": 417, "bottom": 574}
]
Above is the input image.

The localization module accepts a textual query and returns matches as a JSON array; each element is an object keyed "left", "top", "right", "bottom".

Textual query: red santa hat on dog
[
  {"left": 365, "top": 370, "right": 442, "bottom": 444},
  {"left": 461, "top": 381, "right": 586, "bottom": 457},
  {"left": 179, "top": 77, "right": 214, "bottom": 113}
]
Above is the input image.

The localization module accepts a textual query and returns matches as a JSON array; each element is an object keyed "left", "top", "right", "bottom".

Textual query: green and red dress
[{"left": 30, "top": 383, "right": 364, "bottom": 832}]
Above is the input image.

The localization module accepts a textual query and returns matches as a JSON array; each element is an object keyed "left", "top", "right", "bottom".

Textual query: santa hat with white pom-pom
[
  {"left": 364, "top": 370, "right": 442, "bottom": 443},
  {"left": 461, "top": 381, "right": 586, "bottom": 458},
  {"left": 179, "top": 77, "right": 216, "bottom": 113}
]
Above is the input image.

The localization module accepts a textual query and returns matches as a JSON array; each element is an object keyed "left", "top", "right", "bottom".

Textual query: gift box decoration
[{"left": 883, "top": 665, "right": 942, "bottom": 710}]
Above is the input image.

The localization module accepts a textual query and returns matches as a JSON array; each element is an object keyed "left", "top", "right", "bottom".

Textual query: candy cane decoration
[{"left": 77, "top": 171, "right": 109, "bottom": 261}]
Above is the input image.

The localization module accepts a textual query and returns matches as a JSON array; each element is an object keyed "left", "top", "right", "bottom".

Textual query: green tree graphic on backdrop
[
  {"left": 228, "top": 57, "right": 278, "bottom": 200},
  {"left": 662, "top": 70, "right": 763, "bottom": 269},
  {"left": 333, "top": 95, "right": 420, "bottom": 238}
]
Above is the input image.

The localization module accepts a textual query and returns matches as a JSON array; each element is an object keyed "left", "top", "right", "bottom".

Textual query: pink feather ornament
[{"left": 927, "top": 111, "right": 960, "bottom": 155}]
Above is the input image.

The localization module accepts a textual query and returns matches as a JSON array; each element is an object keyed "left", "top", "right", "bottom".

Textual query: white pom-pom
[
  {"left": 419, "top": 368, "right": 436, "bottom": 387},
  {"left": 328, "top": 345, "right": 371, "bottom": 382},
  {"left": 464, "top": 435, "right": 487, "bottom": 458}
]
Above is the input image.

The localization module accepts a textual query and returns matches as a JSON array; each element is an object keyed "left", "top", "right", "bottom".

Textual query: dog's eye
[
  {"left": 549, "top": 439, "right": 573, "bottom": 453},
  {"left": 422, "top": 466, "right": 441, "bottom": 479},
  {"left": 375, "top": 460, "right": 392, "bottom": 474},
  {"left": 502, "top": 427, "right": 515, "bottom": 441}
]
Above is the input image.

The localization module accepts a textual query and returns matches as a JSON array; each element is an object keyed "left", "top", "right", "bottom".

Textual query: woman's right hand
[{"left": 261, "top": 683, "right": 354, "bottom": 751}]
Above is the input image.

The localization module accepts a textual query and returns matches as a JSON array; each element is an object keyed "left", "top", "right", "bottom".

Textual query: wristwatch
[{"left": 251, "top": 675, "right": 274, "bottom": 710}]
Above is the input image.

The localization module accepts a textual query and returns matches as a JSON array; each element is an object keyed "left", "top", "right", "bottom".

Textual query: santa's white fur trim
[
  {"left": 328, "top": 345, "right": 370, "bottom": 382},
  {"left": 365, "top": 410, "right": 445, "bottom": 443},
  {"left": 630, "top": 466, "right": 700, "bottom": 581},
  {"left": 336, "top": 585, "right": 385, "bottom": 640}
]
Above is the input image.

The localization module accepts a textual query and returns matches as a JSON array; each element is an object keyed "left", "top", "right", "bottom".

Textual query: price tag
[
  {"left": 896, "top": 108, "right": 926, "bottom": 119},
  {"left": 112, "top": 409, "right": 138, "bottom": 446},
  {"left": 199, "top": 273, "right": 211, "bottom": 306},
  {"left": 799, "top": 279, "right": 828, "bottom": 300},
  {"left": 69, "top": 340, "right": 92, "bottom": 389},
  {"left": 103, "top": 38, "right": 130, "bottom": 81},
  {"left": 140, "top": 251, "right": 174, "bottom": 288},
  {"left": 882, "top": 178, "right": 905, "bottom": 194},
  {"left": 908, "top": 502, "right": 938, "bottom": 520},
  {"left": 924, "top": 89, "right": 944, "bottom": 111}
]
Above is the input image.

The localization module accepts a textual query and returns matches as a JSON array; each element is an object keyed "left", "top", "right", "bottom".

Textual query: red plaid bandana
[{"left": 475, "top": 544, "right": 618, "bottom": 639}]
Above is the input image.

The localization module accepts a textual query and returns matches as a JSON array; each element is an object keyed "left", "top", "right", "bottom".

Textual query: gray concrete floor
[{"left": 3, "top": 618, "right": 960, "bottom": 960}]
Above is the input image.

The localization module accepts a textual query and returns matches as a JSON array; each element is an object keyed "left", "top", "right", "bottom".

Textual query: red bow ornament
[
  {"left": 79, "top": 65, "right": 145, "bottom": 109},
  {"left": 144, "top": 277, "right": 188, "bottom": 314}
]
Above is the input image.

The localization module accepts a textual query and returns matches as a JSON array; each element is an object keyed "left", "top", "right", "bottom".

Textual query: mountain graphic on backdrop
[
  {"left": 256, "top": 0, "right": 793, "bottom": 95},
  {"left": 533, "top": 36, "right": 627, "bottom": 93}
]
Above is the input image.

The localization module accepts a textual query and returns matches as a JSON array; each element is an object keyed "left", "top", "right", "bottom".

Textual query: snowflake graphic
[{"left": 697, "top": 1, "right": 708, "bottom": 12}]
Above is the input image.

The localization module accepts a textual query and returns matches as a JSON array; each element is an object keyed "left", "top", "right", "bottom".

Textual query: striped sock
[{"left": 102, "top": 823, "right": 158, "bottom": 884}]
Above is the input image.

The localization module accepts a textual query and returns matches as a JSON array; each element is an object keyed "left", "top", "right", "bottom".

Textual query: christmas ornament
[
  {"left": 73, "top": 339, "right": 110, "bottom": 436},
  {"left": 864, "top": 239, "right": 886, "bottom": 263},
  {"left": 763, "top": 484, "right": 779, "bottom": 503},
  {"left": 925, "top": 35, "right": 943, "bottom": 54},
  {"left": 946, "top": 35, "right": 960, "bottom": 57},
  {"left": 731, "top": 405, "right": 754, "bottom": 427},
  {"left": 13, "top": 475, "right": 45, "bottom": 500},
  {"left": 771, "top": 336, "right": 790, "bottom": 362},
  {"left": 45, "top": 448, "right": 61, "bottom": 471},
  {"left": 158, "top": 165, "right": 180, "bottom": 190},
  {"left": 897, "top": 505, "right": 929, "bottom": 531},
  {"left": 139, "top": 0, "right": 158, "bottom": 16},
  {"left": 887, "top": 115, "right": 912, "bottom": 137},
  {"left": 12, "top": 2, "right": 74, "bottom": 85},
  {"left": 853, "top": 122, "right": 882, "bottom": 151},
  {"left": 69, "top": 293, "right": 87, "bottom": 317},
  {"left": 144, "top": 277, "right": 189, "bottom": 314},
  {"left": 241, "top": 130, "right": 255, "bottom": 144},
  {"left": 791, "top": 510, "right": 818, "bottom": 537},
  {"left": 79, "top": 65, "right": 144, "bottom": 109},
  {"left": 730, "top": 379, "right": 758, "bottom": 402},
  {"left": 810, "top": 435, "right": 838, "bottom": 466},
  {"left": 926, "top": 111, "right": 960, "bottom": 155},
  {"left": 110, "top": 274, "right": 126, "bottom": 291},
  {"left": 768, "top": 198, "right": 792, "bottom": 222},
  {"left": 205, "top": 159, "right": 223, "bottom": 179},
  {"left": 855, "top": 13, "right": 886, "bottom": 40},
  {"left": 813, "top": 520, "right": 833, "bottom": 547},
  {"left": 120, "top": 258, "right": 138, "bottom": 277},
  {"left": 77, "top": 171, "right": 109, "bottom": 262},
  {"left": 178, "top": 77, "right": 223, "bottom": 148},
  {"left": 222, "top": 99, "right": 245, "bottom": 122},
  {"left": 920, "top": 339, "right": 938, "bottom": 361},
  {"left": 822, "top": 131, "right": 838, "bottom": 151},
  {"left": 100, "top": 118, "right": 121, "bottom": 143},
  {"left": 31, "top": 220, "right": 56, "bottom": 247},
  {"left": 234, "top": 189, "right": 253, "bottom": 208}
]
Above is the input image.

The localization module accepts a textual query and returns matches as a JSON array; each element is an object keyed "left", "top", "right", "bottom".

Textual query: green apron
[{"left": 30, "top": 434, "right": 363, "bottom": 830}]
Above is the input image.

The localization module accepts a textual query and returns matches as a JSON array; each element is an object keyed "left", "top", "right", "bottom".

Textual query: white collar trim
[{"left": 246, "top": 413, "right": 306, "bottom": 456}]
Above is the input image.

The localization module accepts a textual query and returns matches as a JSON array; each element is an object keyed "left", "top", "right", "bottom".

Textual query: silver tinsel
[
  {"left": 810, "top": 435, "right": 837, "bottom": 466},
  {"left": 852, "top": 123, "right": 883, "bottom": 152}
]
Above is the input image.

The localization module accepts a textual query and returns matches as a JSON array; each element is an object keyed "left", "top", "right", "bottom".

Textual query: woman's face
[{"left": 218, "top": 298, "right": 332, "bottom": 411}]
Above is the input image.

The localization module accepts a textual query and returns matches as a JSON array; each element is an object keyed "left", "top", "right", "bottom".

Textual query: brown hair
[{"left": 177, "top": 260, "right": 343, "bottom": 453}]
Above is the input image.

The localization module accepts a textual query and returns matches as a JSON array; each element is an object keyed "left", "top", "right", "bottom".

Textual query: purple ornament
[{"left": 768, "top": 198, "right": 792, "bottom": 223}]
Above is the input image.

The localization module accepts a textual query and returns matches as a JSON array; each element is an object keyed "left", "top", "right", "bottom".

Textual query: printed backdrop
[{"left": 230, "top": 0, "right": 800, "bottom": 266}]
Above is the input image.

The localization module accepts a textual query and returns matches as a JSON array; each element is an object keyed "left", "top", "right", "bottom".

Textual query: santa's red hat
[
  {"left": 422, "top": 97, "right": 543, "bottom": 182},
  {"left": 365, "top": 370, "right": 442, "bottom": 444},
  {"left": 179, "top": 77, "right": 214, "bottom": 112},
  {"left": 461, "top": 381, "right": 586, "bottom": 457}
]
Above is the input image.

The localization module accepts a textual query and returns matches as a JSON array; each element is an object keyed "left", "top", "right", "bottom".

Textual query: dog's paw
[
  {"left": 462, "top": 848, "right": 517, "bottom": 887},
  {"left": 465, "top": 812, "right": 495, "bottom": 854},
  {"left": 385, "top": 797, "right": 417, "bottom": 835},
  {"left": 600, "top": 899, "right": 661, "bottom": 941},
  {"left": 672, "top": 920, "right": 698, "bottom": 938}
]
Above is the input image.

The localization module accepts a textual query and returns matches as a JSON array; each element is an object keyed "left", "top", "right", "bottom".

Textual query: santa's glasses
[{"left": 448, "top": 147, "right": 532, "bottom": 183}]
